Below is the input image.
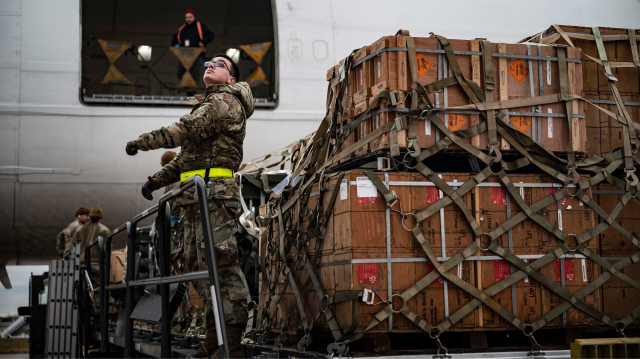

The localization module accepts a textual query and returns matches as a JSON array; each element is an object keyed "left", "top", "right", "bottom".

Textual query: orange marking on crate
[
  {"left": 508, "top": 59, "right": 529, "bottom": 83},
  {"left": 416, "top": 53, "right": 433, "bottom": 78},
  {"left": 448, "top": 113, "right": 467, "bottom": 131},
  {"left": 510, "top": 108, "right": 532, "bottom": 133}
]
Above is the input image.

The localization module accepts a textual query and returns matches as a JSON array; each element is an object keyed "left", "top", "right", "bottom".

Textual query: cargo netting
[{"left": 242, "top": 29, "right": 640, "bottom": 356}]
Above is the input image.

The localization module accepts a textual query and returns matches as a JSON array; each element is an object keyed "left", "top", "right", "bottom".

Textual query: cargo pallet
[{"left": 250, "top": 26, "right": 640, "bottom": 359}]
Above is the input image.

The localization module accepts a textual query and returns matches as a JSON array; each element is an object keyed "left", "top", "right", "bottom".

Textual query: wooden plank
[
  {"left": 497, "top": 43, "right": 511, "bottom": 150},
  {"left": 470, "top": 40, "right": 481, "bottom": 149},
  {"left": 567, "top": 47, "right": 582, "bottom": 152}
]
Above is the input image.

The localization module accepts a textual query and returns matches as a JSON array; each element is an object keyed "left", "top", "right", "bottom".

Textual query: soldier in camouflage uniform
[
  {"left": 56, "top": 206, "right": 90, "bottom": 257},
  {"left": 126, "top": 53, "right": 252, "bottom": 358}
]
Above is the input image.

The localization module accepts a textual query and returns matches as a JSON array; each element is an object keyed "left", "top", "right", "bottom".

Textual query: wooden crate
[
  {"left": 369, "top": 99, "right": 409, "bottom": 153},
  {"left": 352, "top": 46, "right": 373, "bottom": 94},
  {"left": 540, "top": 257, "right": 602, "bottom": 327},
  {"left": 602, "top": 258, "right": 640, "bottom": 327},
  {"left": 410, "top": 173, "right": 475, "bottom": 256},
  {"left": 474, "top": 173, "right": 597, "bottom": 329},
  {"left": 524, "top": 25, "right": 640, "bottom": 95},
  {"left": 598, "top": 94, "right": 640, "bottom": 156},
  {"left": 370, "top": 36, "right": 399, "bottom": 99},
  {"left": 354, "top": 105, "right": 371, "bottom": 157},
  {"left": 596, "top": 184, "right": 640, "bottom": 256},
  {"left": 364, "top": 35, "right": 585, "bottom": 154},
  {"left": 521, "top": 25, "right": 640, "bottom": 159},
  {"left": 261, "top": 172, "right": 611, "bottom": 336}
]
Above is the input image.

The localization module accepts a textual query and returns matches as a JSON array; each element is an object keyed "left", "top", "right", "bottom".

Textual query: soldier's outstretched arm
[
  {"left": 133, "top": 95, "right": 237, "bottom": 152},
  {"left": 151, "top": 155, "right": 181, "bottom": 187},
  {"left": 141, "top": 153, "right": 182, "bottom": 200}
]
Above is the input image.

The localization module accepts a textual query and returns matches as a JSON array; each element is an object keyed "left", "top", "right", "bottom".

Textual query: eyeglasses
[{"left": 204, "top": 60, "right": 232, "bottom": 75}]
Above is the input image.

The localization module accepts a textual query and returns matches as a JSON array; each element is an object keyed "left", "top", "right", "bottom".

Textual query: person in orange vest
[{"left": 171, "top": 8, "right": 214, "bottom": 87}]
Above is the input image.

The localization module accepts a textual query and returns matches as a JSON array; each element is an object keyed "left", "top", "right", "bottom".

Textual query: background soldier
[
  {"left": 125, "top": 54, "right": 253, "bottom": 358},
  {"left": 57, "top": 206, "right": 90, "bottom": 257},
  {"left": 71, "top": 205, "right": 110, "bottom": 318}
]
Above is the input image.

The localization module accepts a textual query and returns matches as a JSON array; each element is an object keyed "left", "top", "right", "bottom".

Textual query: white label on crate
[
  {"left": 378, "top": 62, "right": 381, "bottom": 78},
  {"left": 360, "top": 69, "right": 363, "bottom": 85},
  {"left": 458, "top": 262, "right": 462, "bottom": 277},
  {"left": 558, "top": 209, "right": 563, "bottom": 231},
  {"left": 376, "top": 115, "right": 379, "bottom": 129},
  {"left": 340, "top": 179, "right": 348, "bottom": 200},
  {"left": 524, "top": 260, "right": 529, "bottom": 282},
  {"left": 425, "top": 118, "right": 432, "bottom": 135},
  {"left": 520, "top": 183, "right": 524, "bottom": 199},
  {"left": 547, "top": 60, "right": 551, "bottom": 85},
  {"left": 582, "top": 259, "right": 587, "bottom": 282},
  {"left": 356, "top": 177, "right": 377, "bottom": 198},
  {"left": 136, "top": 343, "right": 141, "bottom": 351},
  {"left": 547, "top": 109, "right": 553, "bottom": 138}
]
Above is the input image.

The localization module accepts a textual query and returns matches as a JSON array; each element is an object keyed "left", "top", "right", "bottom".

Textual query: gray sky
[{"left": 0, "top": 266, "right": 49, "bottom": 316}]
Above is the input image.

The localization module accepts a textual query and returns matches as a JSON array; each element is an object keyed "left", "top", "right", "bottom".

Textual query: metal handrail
[
  {"left": 128, "top": 270, "right": 209, "bottom": 287},
  {"left": 93, "top": 175, "right": 230, "bottom": 358}
]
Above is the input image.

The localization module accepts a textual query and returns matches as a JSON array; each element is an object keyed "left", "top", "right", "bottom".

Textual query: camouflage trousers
[
  {"left": 170, "top": 217, "right": 185, "bottom": 275},
  {"left": 183, "top": 199, "right": 249, "bottom": 328}
]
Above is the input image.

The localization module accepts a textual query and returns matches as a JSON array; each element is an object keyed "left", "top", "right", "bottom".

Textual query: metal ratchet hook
[
  {"left": 489, "top": 144, "right": 502, "bottom": 163},
  {"left": 625, "top": 169, "right": 639, "bottom": 187}
]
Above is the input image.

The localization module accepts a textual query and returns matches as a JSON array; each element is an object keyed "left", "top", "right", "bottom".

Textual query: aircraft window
[{"left": 81, "top": 0, "right": 277, "bottom": 107}]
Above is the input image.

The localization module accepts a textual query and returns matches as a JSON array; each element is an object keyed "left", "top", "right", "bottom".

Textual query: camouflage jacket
[
  {"left": 56, "top": 219, "right": 83, "bottom": 256},
  {"left": 70, "top": 221, "right": 110, "bottom": 263},
  {"left": 136, "top": 82, "right": 254, "bottom": 188}
]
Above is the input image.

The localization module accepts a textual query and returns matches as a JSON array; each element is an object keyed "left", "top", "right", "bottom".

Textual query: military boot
[
  {"left": 189, "top": 314, "right": 218, "bottom": 358},
  {"left": 203, "top": 326, "right": 245, "bottom": 358},
  {"left": 227, "top": 326, "right": 246, "bottom": 358}
]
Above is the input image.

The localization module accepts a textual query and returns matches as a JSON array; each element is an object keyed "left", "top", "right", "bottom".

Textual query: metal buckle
[
  {"left": 362, "top": 289, "right": 375, "bottom": 305},
  {"left": 394, "top": 116, "right": 406, "bottom": 131},
  {"left": 377, "top": 157, "right": 391, "bottom": 171},
  {"left": 389, "top": 91, "right": 397, "bottom": 106}
]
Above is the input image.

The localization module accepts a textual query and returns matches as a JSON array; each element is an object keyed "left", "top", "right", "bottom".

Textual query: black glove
[
  {"left": 126, "top": 141, "right": 139, "bottom": 156},
  {"left": 141, "top": 176, "right": 162, "bottom": 201}
]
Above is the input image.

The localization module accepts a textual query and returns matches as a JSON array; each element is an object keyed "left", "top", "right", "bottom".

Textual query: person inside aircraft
[
  {"left": 57, "top": 206, "right": 90, "bottom": 258},
  {"left": 171, "top": 8, "right": 214, "bottom": 87},
  {"left": 125, "top": 54, "right": 252, "bottom": 358}
]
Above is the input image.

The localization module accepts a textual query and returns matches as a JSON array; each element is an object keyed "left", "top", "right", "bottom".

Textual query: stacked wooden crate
[
  {"left": 519, "top": 25, "right": 640, "bottom": 158},
  {"left": 328, "top": 33, "right": 586, "bottom": 157},
  {"left": 521, "top": 23, "right": 640, "bottom": 327},
  {"left": 259, "top": 28, "right": 640, "bottom": 350},
  {"left": 260, "top": 171, "right": 606, "bottom": 333},
  {"left": 594, "top": 185, "right": 640, "bottom": 327}
]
